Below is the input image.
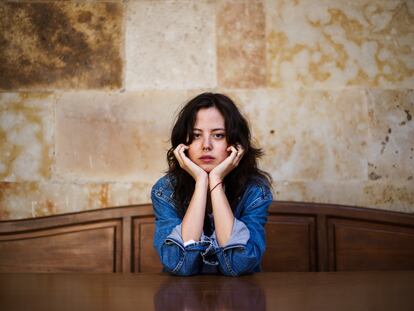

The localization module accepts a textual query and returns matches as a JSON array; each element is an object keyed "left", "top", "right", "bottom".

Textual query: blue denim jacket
[{"left": 151, "top": 174, "right": 272, "bottom": 276}]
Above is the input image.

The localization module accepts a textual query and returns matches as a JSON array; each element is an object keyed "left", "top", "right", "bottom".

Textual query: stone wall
[{"left": 0, "top": 0, "right": 413, "bottom": 220}]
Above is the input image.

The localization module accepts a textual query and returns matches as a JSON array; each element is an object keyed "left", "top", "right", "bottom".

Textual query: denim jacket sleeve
[
  {"left": 214, "top": 182, "right": 272, "bottom": 276},
  {"left": 151, "top": 176, "right": 209, "bottom": 276}
]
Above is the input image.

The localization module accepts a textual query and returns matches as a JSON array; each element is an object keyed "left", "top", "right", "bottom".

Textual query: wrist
[
  {"left": 210, "top": 181, "right": 223, "bottom": 193},
  {"left": 209, "top": 178, "right": 222, "bottom": 191},
  {"left": 195, "top": 173, "right": 208, "bottom": 185},
  {"left": 209, "top": 175, "right": 222, "bottom": 187}
]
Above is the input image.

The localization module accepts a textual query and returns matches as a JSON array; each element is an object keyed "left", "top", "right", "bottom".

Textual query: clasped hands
[{"left": 173, "top": 144, "right": 245, "bottom": 188}]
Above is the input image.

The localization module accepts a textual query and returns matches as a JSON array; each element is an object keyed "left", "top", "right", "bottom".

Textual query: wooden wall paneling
[
  {"left": 316, "top": 215, "right": 328, "bottom": 271},
  {"left": 0, "top": 220, "right": 122, "bottom": 273},
  {"left": 1, "top": 202, "right": 414, "bottom": 273},
  {"left": 328, "top": 218, "right": 414, "bottom": 271},
  {"left": 132, "top": 217, "right": 161, "bottom": 273},
  {"left": 263, "top": 214, "right": 316, "bottom": 272},
  {"left": 121, "top": 216, "right": 132, "bottom": 273}
]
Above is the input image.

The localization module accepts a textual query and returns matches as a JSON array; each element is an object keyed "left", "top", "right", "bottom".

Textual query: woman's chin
[{"left": 199, "top": 163, "right": 216, "bottom": 173}]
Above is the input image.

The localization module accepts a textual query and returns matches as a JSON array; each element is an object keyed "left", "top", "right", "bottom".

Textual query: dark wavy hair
[{"left": 167, "top": 92, "right": 272, "bottom": 216}]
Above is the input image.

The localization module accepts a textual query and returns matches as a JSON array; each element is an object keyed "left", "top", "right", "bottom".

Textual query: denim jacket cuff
[
  {"left": 166, "top": 224, "right": 185, "bottom": 247},
  {"left": 212, "top": 218, "right": 250, "bottom": 249},
  {"left": 167, "top": 224, "right": 211, "bottom": 250}
]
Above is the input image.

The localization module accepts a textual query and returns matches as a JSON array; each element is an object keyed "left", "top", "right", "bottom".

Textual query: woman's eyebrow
[{"left": 193, "top": 128, "right": 225, "bottom": 132}]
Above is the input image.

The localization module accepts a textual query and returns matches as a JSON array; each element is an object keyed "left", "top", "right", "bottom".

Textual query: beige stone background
[{"left": 0, "top": 0, "right": 413, "bottom": 220}]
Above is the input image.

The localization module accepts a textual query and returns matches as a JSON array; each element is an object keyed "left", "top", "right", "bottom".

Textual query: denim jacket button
[{"left": 156, "top": 190, "right": 162, "bottom": 196}]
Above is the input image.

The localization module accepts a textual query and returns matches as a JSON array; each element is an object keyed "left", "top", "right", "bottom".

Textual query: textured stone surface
[
  {"left": 125, "top": 0, "right": 216, "bottom": 89},
  {"left": 273, "top": 180, "right": 414, "bottom": 213},
  {"left": 0, "top": 2, "right": 123, "bottom": 90},
  {"left": 232, "top": 89, "right": 369, "bottom": 181},
  {"left": 0, "top": 93, "right": 54, "bottom": 182},
  {"left": 366, "top": 89, "right": 414, "bottom": 181},
  {"left": 0, "top": 0, "right": 413, "bottom": 220},
  {"left": 0, "top": 182, "right": 102, "bottom": 220},
  {"left": 217, "top": 0, "right": 266, "bottom": 88},
  {"left": 0, "top": 181, "right": 151, "bottom": 220},
  {"left": 55, "top": 91, "right": 187, "bottom": 182},
  {"left": 10, "top": 1, "right": 122, "bottom": 2},
  {"left": 266, "top": 0, "right": 414, "bottom": 88},
  {"left": 109, "top": 181, "right": 152, "bottom": 207},
  {"left": 362, "top": 181, "right": 414, "bottom": 211}
]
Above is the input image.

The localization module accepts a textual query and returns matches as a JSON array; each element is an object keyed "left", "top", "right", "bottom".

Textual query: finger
[
  {"left": 237, "top": 147, "right": 245, "bottom": 159},
  {"left": 235, "top": 144, "right": 244, "bottom": 154},
  {"left": 173, "top": 145, "right": 180, "bottom": 161},
  {"left": 174, "top": 144, "right": 185, "bottom": 167},
  {"left": 236, "top": 144, "right": 244, "bottom": 154},
  {"left": 230, "top": 149, "right": 242, "bottom": 167},
  {"left": 179, "top": 145, "right": 189, "bottom": 153},
  {"left": 233, "top": 146, "right": 244, "bottom": 166},
  {"left": 174, "top": 143, "right": 185, "bottom": 151},
  {"left": 228, "top": 145, "right": 238, "bottom": 156},
  {"left": 231, "top": 144, "right": 239, "bottom": 155},
  {"left": 234, "top": 151, "right": 244, "bottom": 166},
  {"left": 174, "top": 144, "right": 185, "bottom": 157},
  {"left": 179, "top": 145, "right": 196, "bottom": 171},
  {"left": 178, "top": 145, "right": 189, "bottom": 160}
]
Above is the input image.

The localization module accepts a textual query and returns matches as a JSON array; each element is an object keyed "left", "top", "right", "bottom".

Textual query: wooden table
[{"left": 1, "top": 271, "right": 413, "bottom": 310}]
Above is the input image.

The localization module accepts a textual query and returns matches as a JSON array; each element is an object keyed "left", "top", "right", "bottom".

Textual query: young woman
[{"left": 151, "top": 92, "right": 272, "bottom": 276}]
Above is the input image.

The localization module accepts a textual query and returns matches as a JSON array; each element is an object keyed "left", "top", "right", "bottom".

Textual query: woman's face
[{"left": 188, "top": 107, "right": 229, "bottom": 173}]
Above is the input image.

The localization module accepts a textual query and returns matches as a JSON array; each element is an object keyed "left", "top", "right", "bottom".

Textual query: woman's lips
[{"left": 199, "top": 156, "right": 215, "bottom": 163}]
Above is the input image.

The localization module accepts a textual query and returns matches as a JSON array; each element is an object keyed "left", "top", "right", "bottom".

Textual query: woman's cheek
[
  {"left": 218, "top": 147, "right": 230, "bottom": 163},
  {"left": 187, "top": 146, "right": 197, "bottom": 162}
]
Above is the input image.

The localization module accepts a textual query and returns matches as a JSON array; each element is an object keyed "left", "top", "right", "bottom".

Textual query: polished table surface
[{"left": 1, "top": 271, "right": 413, "bottom": 311}]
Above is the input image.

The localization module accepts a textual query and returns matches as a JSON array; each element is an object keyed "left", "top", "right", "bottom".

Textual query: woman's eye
[
  {"left": 193, "top": 133, "right": 201, "bottom": 139},
  {"left": 213, "top": 133, "right": 225, "bottom": 139}
]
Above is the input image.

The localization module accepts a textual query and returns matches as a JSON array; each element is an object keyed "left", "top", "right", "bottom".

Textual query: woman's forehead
[{"left": 194, "top": 107, "right": 225, "bottom": 129}]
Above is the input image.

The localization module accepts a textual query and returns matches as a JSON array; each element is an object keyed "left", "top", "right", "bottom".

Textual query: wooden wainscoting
[
  {"left": 1, "top": 202, "right": 414, "bottom": 273},
  {"left": 0, "top": 205, "right": 154, "bottom": 273}
]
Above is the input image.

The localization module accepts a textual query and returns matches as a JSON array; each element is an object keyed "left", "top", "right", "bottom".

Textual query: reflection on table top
[{"left": 1, "top": 271, "right": 413, "bottom": 311}]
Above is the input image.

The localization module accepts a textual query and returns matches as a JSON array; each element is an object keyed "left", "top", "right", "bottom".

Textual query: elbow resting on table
[
  {"left": 218, "top": 248, "right": 263, "bottom": 277},
  {"left": 161, "top": 246, "right": 200, "bottom": 276}
]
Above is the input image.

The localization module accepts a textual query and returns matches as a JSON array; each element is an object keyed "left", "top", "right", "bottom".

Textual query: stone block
[
  {"left": 0, "top": 2, "right": 123, "bottom": 90},
  {"left": 266, "top": 0, "right": 414, "bottom": 88},
  {"left": 0, "top": 93, "right": 54, "bottom": 181},
  {"left": 217, "top": 0, "right": 266, "bottom": 88},
  {"left": 366, "top": 89, "right": 414, "bottom": 181},
  {"left": 125, "top": 0, "right": 216, "bottom": 89},
  {"left": 232, "top": 89, "right": 369, "bottom": 181},
  {"left": 55, "top": 91, "right": 187, "bottom": 182}
]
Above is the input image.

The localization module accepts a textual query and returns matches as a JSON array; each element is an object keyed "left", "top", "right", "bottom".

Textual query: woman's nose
[{"left": 202, "top": 135, "right": 212, "bottom": 150}]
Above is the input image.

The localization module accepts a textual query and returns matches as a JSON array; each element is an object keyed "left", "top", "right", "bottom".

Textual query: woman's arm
[
  {"left": 209, "top": 180, "right": 234, "bottom": 246},
  {"left": 181, "top": 175, "right": 208, "bottom": 242},
  {"left": 209, "top": 145, "right": 244, "bottom": 246},
  {"left": 215, "top": 184, "right": 272, "bottom": 276},
  {"left": 152, "top": 176, "right": 210, "bottom": 276},
  {"left": 173, "top": 144, "right": 209, "bottom": 243}
]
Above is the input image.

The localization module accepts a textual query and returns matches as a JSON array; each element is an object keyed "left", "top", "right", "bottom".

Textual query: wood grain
[{"left": 1, "top": 202, "right": 414, "bottom": 273}]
